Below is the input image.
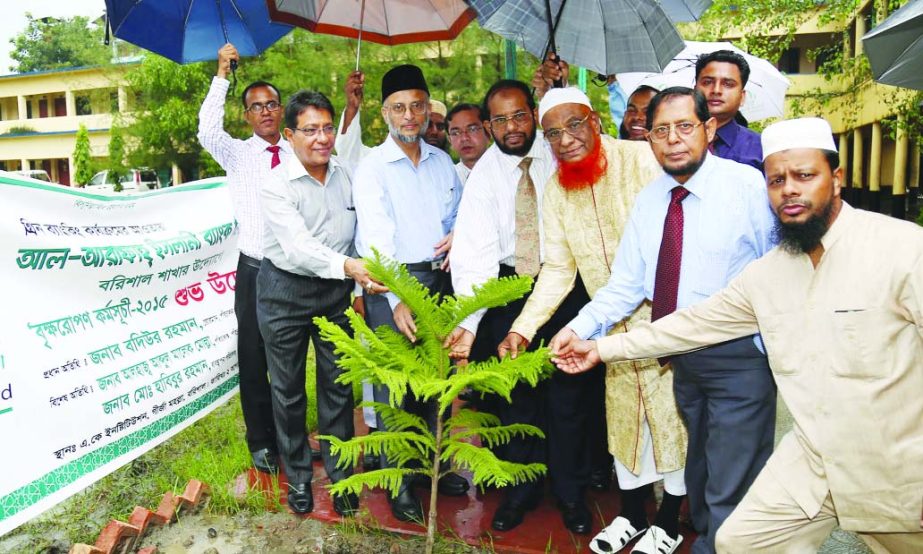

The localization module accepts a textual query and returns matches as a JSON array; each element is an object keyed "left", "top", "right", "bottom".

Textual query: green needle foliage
[{"left": 314, "top": 249, "right": 553, "bottom": 553}]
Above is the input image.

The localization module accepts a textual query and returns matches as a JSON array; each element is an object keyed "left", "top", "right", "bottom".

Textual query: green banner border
[
  {"left": 0, "top": 174, "right": 226, "bottom": 201},
  {"left": 0, "top": 375, "right": 239, "bottom": 522}
]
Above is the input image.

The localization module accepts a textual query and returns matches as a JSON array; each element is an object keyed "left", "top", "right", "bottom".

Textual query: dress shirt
[
  {"left": 568, "top": 153, "right": 775, "bottom": 340},
  {"left": 261, "top": 153, "right": 356, "bottom": 279},
  {"left": 335, "top": 111, "right": 371, "bottom": 169},
  {"left": 197, "top": 76, "right": 292, "bottom": 259},
  {"left": 451, "top": 136, "right": 556, "bottom": 333},
  {"left": 455, "top": 161, "right": 472, "bottom": 185},
  {"left": 607, "top": 81, "right": 628, "bottom": 133},
  {"left": 353, "top": 135, "right": 462, "bottom": 308},
  {"left": 712, "top": 119, "right": 763, "bottom": 172},
  {"left": 596, "top": 203, "right": 923, "bottom": 533}
]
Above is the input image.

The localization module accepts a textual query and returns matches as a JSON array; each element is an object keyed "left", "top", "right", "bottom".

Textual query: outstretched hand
[{"left": 552, "top": 339, "right": 601, "bottom": 374}]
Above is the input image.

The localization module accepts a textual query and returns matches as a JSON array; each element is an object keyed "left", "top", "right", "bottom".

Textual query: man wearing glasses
[
  {"left": 258, "top": 90, "right": 386, "bottom": 517},
  {"left": 447, "top": 80, "right": 593, "bottom": 534},
  {"left": 551, "top": 87, "right": 777, "bottom": 554},
  {"left": 445, "top": 103, "right": 491, "bottom": 184},
  {"left": 352, "top": 64, "right": 466, "bottom": 522},
  {"left": 197, "top": 43, "right": 290, "bottom": 478}
]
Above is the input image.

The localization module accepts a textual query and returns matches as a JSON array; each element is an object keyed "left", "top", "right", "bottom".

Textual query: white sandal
[
  {"left": 589, "top": 516, "right": 647, "bottom": 554},
  {"left": 630, "top": 525, "right": 683, "bottom": 554}
]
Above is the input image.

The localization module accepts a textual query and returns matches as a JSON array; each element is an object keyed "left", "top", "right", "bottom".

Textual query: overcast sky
[{"left": 1, "top": 0, "right": 105, "bottom": 76}]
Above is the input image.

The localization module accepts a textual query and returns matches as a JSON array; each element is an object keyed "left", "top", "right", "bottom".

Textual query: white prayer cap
[
  {"left": 538, "top": 87, "right": 593, "bottom": 123},
  {"left": 761, "top": 117, "right": 837, "bottom": 161},
  {"left": 430, "top": 99, "right": 447, "bottom": 118}
]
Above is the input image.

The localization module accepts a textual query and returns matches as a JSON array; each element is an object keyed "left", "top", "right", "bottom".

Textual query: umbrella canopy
[
  {"left": 266, "top": 0, "right": 476, "bottom": 46},
  {"left": 617, "top": 41, "right": 791, "bottom": 122},
  {"left": 863, "top": 0, "right": 923, "bottom": 90},
  {"left": 105, "top": 0, "right": 293, "bottom": 64},
  {"left": 660, "top": 0, "right": 713, "bottom": 23},
  {"left": 468, "top": 0, "right": 685, "bottom": 75}
]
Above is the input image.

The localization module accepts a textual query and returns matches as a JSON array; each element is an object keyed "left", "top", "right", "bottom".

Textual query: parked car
[
  {"left": 85, "top": 168, "right": 161, "bottom": 192},
  {"left": 14, "top": 169, "right": 53, "bottom": 183}
]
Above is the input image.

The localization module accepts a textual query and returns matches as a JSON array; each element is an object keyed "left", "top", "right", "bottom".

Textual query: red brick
[
  {"left": 68, "top": 545, "right": 103, "bottom": 554},
  {"left": 93, "top": 520, "right": 140, "bottom": 554}
]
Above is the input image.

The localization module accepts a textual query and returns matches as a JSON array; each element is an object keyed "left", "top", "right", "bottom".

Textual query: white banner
[{"left": 0, "top": 173, "right": 241, "bottom": 536}]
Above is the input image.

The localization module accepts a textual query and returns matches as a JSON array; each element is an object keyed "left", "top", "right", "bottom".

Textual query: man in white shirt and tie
[{"left": 197, "top": 43, "right": 291, "bottom": 477}]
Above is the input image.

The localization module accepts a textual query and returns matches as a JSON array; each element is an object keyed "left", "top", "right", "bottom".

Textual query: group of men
[{"left": 199, "top": 41, "right": 923, "bottom": 554}]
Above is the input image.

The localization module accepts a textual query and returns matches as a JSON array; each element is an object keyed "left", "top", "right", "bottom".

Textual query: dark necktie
[
  {"left": 266, "top": 145, "right": 281, "bottom": 169},
  {"left": 651, "top": 186, "right": 690, "bottom": 323}
]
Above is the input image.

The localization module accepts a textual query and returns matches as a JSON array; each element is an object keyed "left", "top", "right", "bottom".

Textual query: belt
[
  {"left": 239, "top": 253, "right": 262, "bottom": 270},
  {"left": 404, "top": 260, "right": 445, "bottom": 272}
]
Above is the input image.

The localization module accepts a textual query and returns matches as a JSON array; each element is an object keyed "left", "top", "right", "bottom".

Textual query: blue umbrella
[{"left": 105, "top": 0, "right": 293, "bottom": 64}]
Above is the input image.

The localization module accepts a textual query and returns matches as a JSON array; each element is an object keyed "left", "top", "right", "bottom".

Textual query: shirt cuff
[
  {"left": 458, "top": 310, "right": 485, "bottom": 335},
  {"left": 211, "top": 76, "right": 230, "bottom": 88},
  {"left": 568, "top": 313, "right": 600, "bottom": 340},
  {"left": 596, "top": 334, "right": 627, "bottom": 363},
  {"left": 385, "top": 292, "right": 400, "bottom": 311},
  {"left": 329, "top": 253, "right": 348, "bottom": 280}
]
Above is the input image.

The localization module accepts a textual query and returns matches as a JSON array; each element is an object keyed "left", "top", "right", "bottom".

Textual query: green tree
[
  {"left": 73, "top": 124, "right": 93, "bottom": 186},
  {"left": 9, "top": 14, "right": 109, "bottom": 73},
  {"left": 314, "top": 251, "right": 550, "bottom": 554},
  {"left": 107, "top": 126, "right": 127, "bottom": 191}
]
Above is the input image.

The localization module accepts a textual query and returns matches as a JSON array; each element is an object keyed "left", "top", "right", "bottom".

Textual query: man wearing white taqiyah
[{"left": 552, "top": 116, "right": 923, "bottom": 553}]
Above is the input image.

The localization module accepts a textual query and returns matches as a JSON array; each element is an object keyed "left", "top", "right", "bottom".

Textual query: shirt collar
[
  {"left": 820, "top": 200, "right": 853, "bottom": 251},
  {"left": 381, "top": 133, "right": 434, "bottom": 164},
  {"left": 496, "top": 131, "right": 552, "bottom": 171},
  {"left": 284, "top": 152, "right": 340, "bottom": 185},
  {"left": 714, "top": 119, "right": 741, "bottom": 147},
  {"left": 251, "top": 133, "right": 292, "bottom": 154},
  {"left": 659, "top": 151, "right": 716, "bottom": 200}
]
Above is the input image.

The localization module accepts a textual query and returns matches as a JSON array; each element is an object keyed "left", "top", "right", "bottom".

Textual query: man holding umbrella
[{"left": 197, "top": 43, "right": 290, "bottom": 477}]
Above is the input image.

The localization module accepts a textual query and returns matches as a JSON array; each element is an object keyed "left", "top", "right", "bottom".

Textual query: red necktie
[
  {"left": 651, "top": 186, "right": 690, "bottom": 323},
  {"left": 267, "top": 145, "right": 281, "bottom": 169}
]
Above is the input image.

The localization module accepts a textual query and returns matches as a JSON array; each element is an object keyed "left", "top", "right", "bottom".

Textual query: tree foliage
[
  {"left": 8, "top": 14, "right": 110, "bottom": 73},
  {"left": 73, "top": 124, "right": 93, "bottom": 186},
  {"left": 314, "top": 250, "right": 551, "bottom": 554}
]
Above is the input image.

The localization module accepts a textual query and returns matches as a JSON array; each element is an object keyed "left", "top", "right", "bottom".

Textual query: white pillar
[
  {"left": 66, "top": 90, "right": 76, "bottom": 117},
  {"left": 118, "top": 86, "right": 128, "bottom": 113},
  {"left": 20, "top": 158, "right": 30, "bottom": 170},
  {"left": 17, "top": 95, "right": 27, "bottom": 121}
]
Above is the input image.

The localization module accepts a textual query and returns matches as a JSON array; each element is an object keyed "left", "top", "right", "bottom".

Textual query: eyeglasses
[
  {"left": 647, "top": 121, "right": 704, "bottom": 143},
  {"left": 448, "top": 124, "right": 484, "bottom": 137},
  {"left": 489, "top": 111, "right": 531, "bottom": 129},
  {"left": 386, "top": 101, "right": 427, "bottom": 116},
  {"left": 544, "top": 114, "right": 592, "bottom": 144},
  {"left": 246, "top": 101, "right": 281, "bottom": 114},
  {"left": 290, "top": 125, "right": 336, "bottom": 138}
]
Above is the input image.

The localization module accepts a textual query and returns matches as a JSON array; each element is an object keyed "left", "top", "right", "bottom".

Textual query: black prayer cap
[{"left": 381, "top": 64, "right": 429, "bottom": 103}]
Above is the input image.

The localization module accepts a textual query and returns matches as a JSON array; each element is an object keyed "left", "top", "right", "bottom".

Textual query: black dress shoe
[
  {"left": 389, "top": 487, "right": 423, "bottom": 522},
  {"left": 287, "top": 482, "right": 313, "bottom": 514},
  {"left": 558, "top": 499, "right": 592, "bottom": 534},
  {"left": 491, "top": 494, "right": 541, "bottom": 531},
  {"left": 363, "top": 452, "right": 381, "bottom": 471},
  {"left": 332, "top": 491, "right": 359, "bottom": 517},
  {"left": 588, "top": 467, "right": 612, "bottom": 492},
  {"left": 251, "top": 448, "right": 279, "bottom": 474},
  {"left": 412, "top": 472, "right": 471, "bottom": 497}
]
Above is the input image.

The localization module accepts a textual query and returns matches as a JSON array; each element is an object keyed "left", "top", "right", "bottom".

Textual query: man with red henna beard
[{"left": 499, "top": 87, "right": 690, "bottom": 554}]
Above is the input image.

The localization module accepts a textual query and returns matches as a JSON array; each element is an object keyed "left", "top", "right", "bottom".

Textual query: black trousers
[
  {"left": 256, "top": 259, "right": 356, "bottom": 485},
  {"left": 363, "top": 267, "right": 453, "bottom": 484},
  {"left": 671, "top": 336, "right": 776, "bottom": 554},
  {"left": 234, "top": 254, "right": 276, "bottom": 453},
  {"left": 470, "top": 266, "right": 607, "bottom": 504}
]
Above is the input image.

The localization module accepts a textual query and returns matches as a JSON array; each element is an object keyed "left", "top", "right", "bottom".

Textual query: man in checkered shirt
[{"left": 197, "top": 43, "right": 291, "bottom": 475}]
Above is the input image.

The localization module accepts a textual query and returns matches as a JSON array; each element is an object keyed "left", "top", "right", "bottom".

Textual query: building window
[
  {"left": 778, "top": 48, "right": 800, "bottom": 74},
  {"left": 76, "top": 96, "right": 92, "bottom": 116},
  {"left": 110, "top": 90, "right": 119, "bottom": 113}
]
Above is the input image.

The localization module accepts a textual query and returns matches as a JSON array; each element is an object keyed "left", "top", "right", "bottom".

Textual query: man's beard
[
  {"left": 773, "top": 198, "right": 835, "bottom": 255},
  {"left": 663, "top": 151, "right": 705, "bottom": 178},
  {"left": 389, "top": 115, "right": 429, "bottom": 144},
  {"left": 557, "top": 134, "right": 608, "bottom": 191},
  {"left": 494, "top": 127, "right": 537, "bottom": 157}
]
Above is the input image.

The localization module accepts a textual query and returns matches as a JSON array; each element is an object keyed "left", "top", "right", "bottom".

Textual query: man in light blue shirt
[
  {"left": 352, "top": 64, "right": 465, "bottom": 522},
  {"left": 552, "top": 87, "right": 776, "bottom": 554}
]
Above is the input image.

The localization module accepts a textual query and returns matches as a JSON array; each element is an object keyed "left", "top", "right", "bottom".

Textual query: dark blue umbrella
[{"left": 105, "top": 0, "right": 293, "bottom": 64}]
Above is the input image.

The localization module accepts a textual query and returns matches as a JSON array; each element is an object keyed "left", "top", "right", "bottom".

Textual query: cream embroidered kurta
[
  {"left": 598, "top": 203, "right": 923, "bottom": 533},
  {"left": 510, "top": 134, "right": 687, "bottom": 474}
]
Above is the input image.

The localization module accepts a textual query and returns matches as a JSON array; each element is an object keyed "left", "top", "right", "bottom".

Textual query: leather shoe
[
  {"left": 558, "top": 499, "right": 592, "bottom": 534},
  {"left": 251, "top": 448, "right": 279, "bottom": 474},
  {"left": 332, "top": 491, "right": 359, "bottom": 517},
  {"left": 413, "top": 472, "right": 470, "bottom": 497},
  {"left": 491, "top": 493, "right": 541, "bottom": 531},
  {"left": 588, "top": 467, "right": 612, "bottom": 492},
  {"left": 389, "top": 487, "right": 423, "bottom": 522},
  {"left": 287, "top": 482, "right": 313, "bottom": 514}
]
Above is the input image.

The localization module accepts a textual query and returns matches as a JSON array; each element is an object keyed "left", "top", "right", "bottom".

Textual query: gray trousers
[
  {"left": 256, "top": 259, "right": 355, "bottom": 485},
  {"left": 363, "top": 267, "right": 451, "bottom": 487},
  {"left": 671, "top": 335, "right": 777, "bottom": 554}
]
